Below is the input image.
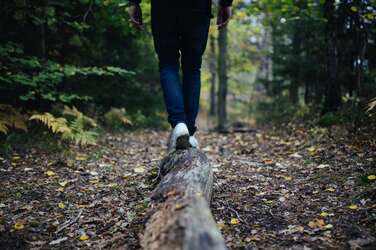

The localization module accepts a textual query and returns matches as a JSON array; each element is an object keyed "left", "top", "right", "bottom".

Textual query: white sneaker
[
  {"left": 189, "top": 135, "right": 199, "bottom": 149},
  {"left": 168, "top": 123, "right": 190, "bottom": 153}
]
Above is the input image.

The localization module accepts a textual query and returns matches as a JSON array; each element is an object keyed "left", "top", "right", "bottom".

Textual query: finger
[
  {"left": 217, "top": 21, "right": 228, "bottom": 30},
  {"left": 130, "top": 18, "right": 141, "bottom": 25}
]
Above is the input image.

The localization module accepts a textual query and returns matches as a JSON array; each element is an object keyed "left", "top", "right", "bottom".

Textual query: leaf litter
[{"left": 0, "top": 124, "right": 375, "bottom": 249}]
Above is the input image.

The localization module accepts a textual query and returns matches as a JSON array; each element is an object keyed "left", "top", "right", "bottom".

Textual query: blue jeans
[{"left": 151, "top": 3, "right": 211, "bottom": 135}]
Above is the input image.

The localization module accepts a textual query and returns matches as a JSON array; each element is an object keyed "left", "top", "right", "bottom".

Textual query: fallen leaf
[
  {"left": 56, "top": 187, "right": 65, "bottom": 192},
  {"left": 46, "top": 170, "right": 56, "bottom": 177},
  {"left": 79, "top": 234, "right": 89, "bottom": 241},
  {"left": 134, "top": 166, "right": 145, "bottom": 173},
  {"left": 367, "top": 175, "right": 376, "bottom": 181},
  {"left": 58, "top": 202, "right": 65, "bottom": 209},
  {"left": 325, "top": 187, "right": 335, "bottom": 192},
  {"left": 290, "top": 152, "right": 303, "bottom": 159},
  {"left": 14, "top": 222, "right": 24, "bottom": 230},
  {"left": 59, "top": 181, "right": 68, "bottom": 187},
  {"left": 348, "top": 204, "right": 358, "bottom": 210},
  {"left": 320, "top": 212, "right": 329, "bottom": 217},
  {"left": 283, "top": 176, "right": 292, "bottom": 181},
  {"left": 324, "top": 224, "right": 333, "bottom": 230},
  {"left": 89, "top": 171, "right": 98, "bottom": 176},
  {"left": 230, "top": 218, "right": 240, "bottom": 225},
  {"left": 49, "top": 237, "right": 68, "bottom": 245},
  {"left": 308, "top": 218, "right": 325, "bottom": 229},
  {"left": 75, "top": 154, "right": 88, "bottom": 161}
]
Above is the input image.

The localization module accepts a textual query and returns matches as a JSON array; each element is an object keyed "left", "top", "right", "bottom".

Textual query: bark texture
[{"left": 141, "top": 148, "right": 226, "bottom": 250}]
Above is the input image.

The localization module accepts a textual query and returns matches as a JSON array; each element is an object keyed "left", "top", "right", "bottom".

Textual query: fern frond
[
  {"left": 63, "top": 105, "right": 96, "bottom": 127},
  {"left": 30, "top": 113, "right": 71, "bottom": 134},
  {"left": 0, "top": 104, "right": 28, "bottom": 133},
  {"left": 0, "top": 121, "right": 9, "bottom": 134},
  {"left": 366, "top": 97, "right": 376, "bottom": 113}
]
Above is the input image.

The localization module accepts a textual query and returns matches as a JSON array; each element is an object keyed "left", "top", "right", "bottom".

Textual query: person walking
[{"left": 128, "top": 0, "right": 232, "bottom": 152}]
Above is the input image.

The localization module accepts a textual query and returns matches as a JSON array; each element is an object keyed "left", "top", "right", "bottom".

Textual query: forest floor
[{"left": 0, "top": 123, "right": 375, "bottom": 249}]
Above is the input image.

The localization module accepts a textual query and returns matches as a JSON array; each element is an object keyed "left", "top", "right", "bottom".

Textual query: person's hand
[
  {"left": 217, "top": 6, "right": 231, "bottom": 30},
  {"left": 128, "top": 4, "right": 143, "bottom": 29}
]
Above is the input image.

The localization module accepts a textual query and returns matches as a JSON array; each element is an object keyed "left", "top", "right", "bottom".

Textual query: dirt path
[{"left": 0, "top": 126, "right": 375, "bottom": 249}]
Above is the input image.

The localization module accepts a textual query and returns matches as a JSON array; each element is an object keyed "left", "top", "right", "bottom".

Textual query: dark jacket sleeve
[
  {"left": 129, "top": 0, "right": 141, "bottom": 4},
  {"left": 220, "top": 0, "right": 233, "bottom": 6}
]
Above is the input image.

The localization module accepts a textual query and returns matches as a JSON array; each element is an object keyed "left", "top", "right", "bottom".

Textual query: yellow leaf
[
  {"left": 350, "top": 6, "right": 358, "bottom": 12},
  {"left": 308, "top": 218, "right": 325, "bottom": 229},
  {"left": 75, "top": 154, "right": 88, "bottom": 161},
  {"left": 79, "top": 234, "right": 89, "bottom": 241},
  {"left": 320, "top": 212, "right": 329, "bottom": 217},
  {"left": 56, "top": 187, "right": 65, "bottom": 192},
  {"left": 134, "top": 166, "right": 145, "bottom": 173},
  {"left": 283, "top": 176, "right": 292, "bottom": 181},
  {"left": 46, "top": 170, "right": 56, "bottom": 177},
  {"left": 325, "top": 187, "right": 335, "bottom": 192},
  {"left": 366, "top": 13, "right": 375, "bottom": 20},
  {"left": 230, "top": 218, "right": 240, "bottom": 225},
  {"left": 367, "top": 175, "right": 376, "bottom": 181},
  {"left": 58, "top": 202, "right": 65, "bottom": 209},
  {"left": 14, "top": 222, "right": 24, "bottom": 230},
  {"left": 307, "top": 146, "right": 316, "bottom": 152},
  {"left": 59, "top": 181, "right": 68, "bottom": 187},
  {"left": 348, "top": 204, "right": 358, "bottom": 210},
  {"left": 324, "top": 224, "right": 333, "bottom": 230}
]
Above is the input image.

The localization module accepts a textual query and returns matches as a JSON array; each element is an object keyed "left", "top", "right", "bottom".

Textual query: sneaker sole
[{"left": 175, "top": 134, "right": 190, "bottom": 150}]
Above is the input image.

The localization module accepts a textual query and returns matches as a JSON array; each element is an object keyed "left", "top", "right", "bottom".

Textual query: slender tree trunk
[
  {"left": 209, "top": 34, "right": 217, "bottom": 116},
  {"left": 289, "top": 25, "right": 301, "bottom": 105},
  {"left": 40, "top": 1, "right": 48, "bottom": 57},
  {"left": 323, "top": 0, "right": 341, "bottom": 112},
  {"left": 217, "top": 26, "right": 228, "bottom": 131},
  {"left": 353, "top": 0, "right": 367, "bottom": 99}
]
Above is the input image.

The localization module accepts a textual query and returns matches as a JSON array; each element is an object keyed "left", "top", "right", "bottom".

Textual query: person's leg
[
  {"left": 179, "top": 11, "right": 211, "bottom": 136},
  {"left": 151, "top": 2, "right": 185, "bottom": 128}
]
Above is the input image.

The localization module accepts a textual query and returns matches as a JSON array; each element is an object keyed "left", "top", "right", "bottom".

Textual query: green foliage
[
  {"left": 129, "top": 110, "right": 169, "bottom": 129},
  {"left": 317, "top": 113, "right": 341, "bottom": 127},
  {"left": 0, "top": 42, "right": 133, "bottom": 106}
]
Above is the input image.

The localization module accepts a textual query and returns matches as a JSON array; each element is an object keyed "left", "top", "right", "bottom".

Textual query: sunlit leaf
[
  {"left": 46, "top": 170, "right": 56, "bottom": 177},
  {"left": 14, "top": 222, "right": 25, "bottom": 230},
  {"left": 367, "top": 175, "right": 376, "bottom": 181},
  {"left": 230, "top": 218, "right": 240, "bottom": 225},
  {"left": 79, "top": 234, "right": 89, "bottom": 241},
  {"left": 348, "top": 204, "right": 358, "bottom": 210}
]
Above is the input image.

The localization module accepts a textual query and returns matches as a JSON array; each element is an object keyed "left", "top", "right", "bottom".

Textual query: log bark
[{"left": 141, "top": 148, "right": 226, "bottom": 250}]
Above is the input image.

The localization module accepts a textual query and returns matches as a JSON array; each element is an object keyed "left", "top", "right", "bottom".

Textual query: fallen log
[{"left": 141, "top": 148, "right": 226, "bottom": 250}]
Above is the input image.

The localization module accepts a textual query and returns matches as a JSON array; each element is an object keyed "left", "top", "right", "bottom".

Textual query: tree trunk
[
  {"left": 217, "top": 26, "right": 228, "bottom": 131},
  {"left": 141, "top": 149, "right": 226, "bottom": 250},
  {"left": 289, "top": 25, "right": 301, "bottom": 105},
  {"left": 209, "top": 34, "right": 217, "bottom": 117},
  {"left": 323, "top": 0, "right": 341, "bottom": 112}
]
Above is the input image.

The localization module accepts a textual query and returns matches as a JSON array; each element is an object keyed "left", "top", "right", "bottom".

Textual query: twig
[
  {"left": 55, "top": 209, "right": 83, "bottom": 234},
  {"left": 83, "top": 0, "right": 93, "bottom": 22}
]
